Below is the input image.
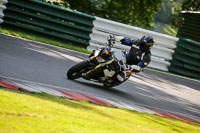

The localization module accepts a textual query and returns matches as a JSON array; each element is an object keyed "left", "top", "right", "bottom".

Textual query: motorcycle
[{"left": 67, "top": 35, "right": 137, "bottom": 87}]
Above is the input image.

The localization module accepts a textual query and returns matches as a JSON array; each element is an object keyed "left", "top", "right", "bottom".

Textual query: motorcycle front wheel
[{"left": 67, "top": 60, "right": 90, "bottom": 80}]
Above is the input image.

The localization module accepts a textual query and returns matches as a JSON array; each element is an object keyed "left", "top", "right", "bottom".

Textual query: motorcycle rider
[
  {"left": 114, "top": 35, "right": 154, "bottom": 82},
  {"left": 84, "top": 35, "right": 154, "bottom": 83}
]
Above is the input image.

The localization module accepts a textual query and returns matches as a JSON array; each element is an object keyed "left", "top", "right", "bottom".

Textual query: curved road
[{"left": 0, "top": 33, "right": 200, "bottom": 122}]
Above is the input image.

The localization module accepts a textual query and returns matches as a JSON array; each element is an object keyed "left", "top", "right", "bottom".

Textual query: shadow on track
[{"left": 70, "top": 79, "right": 138, "bottom": 101}]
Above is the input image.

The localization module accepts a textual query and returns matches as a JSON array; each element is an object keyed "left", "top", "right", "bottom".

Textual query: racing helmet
[{"left": 140, "top": 35, "right": 154, "bottom": 52}]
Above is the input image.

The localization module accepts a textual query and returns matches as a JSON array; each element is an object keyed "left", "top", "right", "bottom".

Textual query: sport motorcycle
[{"left": 67, "top": 35, "right": 139, "bottom": 87}]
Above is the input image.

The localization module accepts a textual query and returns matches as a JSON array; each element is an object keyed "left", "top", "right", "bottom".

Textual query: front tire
[{"left": 67, "top": 60, "right": 90, "bottom": 80}]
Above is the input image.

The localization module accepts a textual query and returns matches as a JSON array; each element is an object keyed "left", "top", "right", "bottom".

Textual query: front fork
[
  {"left": 88, "top": 56, "right": 99, "bottom": 66},
  {"left": 82, "top": 56, "right": 102, "bottom": 79}
]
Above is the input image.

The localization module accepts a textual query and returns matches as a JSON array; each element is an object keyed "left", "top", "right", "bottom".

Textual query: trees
[
  {"left": 152, "top": 0, "right": 185, "bottom": 36},
  {"left": 42, "top": 0, "right": 70, "bottom": 7},
  {"left": 41, "top": 0, "right": 200, "bottom": 29},
  {"left": 43, "top": 0, "right": 162, "bottom": 29},
  {"left": 97, "top": 0, "right": 162, "bottom": 29},
  {"left": 182, "top": 0, "right": 200, "bottom": 11}
]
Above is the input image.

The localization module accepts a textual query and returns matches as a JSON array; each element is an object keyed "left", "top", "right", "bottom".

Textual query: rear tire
[{"left": 67, "top": 60, "right": 90, "bottom": 80}]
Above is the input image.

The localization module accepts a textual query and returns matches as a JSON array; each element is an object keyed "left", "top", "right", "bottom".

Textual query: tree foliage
[
  {"left": 43, "top": 0, "right": 162, "bottom": 29},
  {"left": 154, "top": 0, "right": 184, "bottom": 24},
  {"left": 182, "top": 0, "right": 200, "bottom": 11},
  {"left": 42, "top": 0, "right": 70, "bottom": 7},
  {"left": 62, "top": 0, "right": 98, "bottom": 15},
  {"left": 97, "top": 0, "right": 162, "bottom": 29}
]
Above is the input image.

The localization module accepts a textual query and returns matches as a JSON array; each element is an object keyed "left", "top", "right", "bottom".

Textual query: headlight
[{"left": 94, "top": 50, "right": 100, "bottom": 57}]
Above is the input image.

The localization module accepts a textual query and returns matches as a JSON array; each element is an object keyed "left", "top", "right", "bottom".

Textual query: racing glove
[{"left": 137, "top": 61, "right": 145, "bottom": 68}]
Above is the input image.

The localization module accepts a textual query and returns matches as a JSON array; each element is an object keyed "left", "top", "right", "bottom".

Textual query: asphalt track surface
[{"left": 0, "top": 33, "right": 200, "bottom": 122}]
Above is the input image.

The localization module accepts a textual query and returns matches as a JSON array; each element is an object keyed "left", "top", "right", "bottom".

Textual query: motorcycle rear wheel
[{"left": 67, "top": 60, "right": 90, "bottom": 80}]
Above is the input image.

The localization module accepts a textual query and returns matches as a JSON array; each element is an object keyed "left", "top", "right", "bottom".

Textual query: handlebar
[{"left": 107, "top": 35, "right": 115, "bottom": 47}]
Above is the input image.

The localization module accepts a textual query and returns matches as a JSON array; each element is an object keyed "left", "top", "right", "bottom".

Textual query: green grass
[
  {"left": 0, "top": 29, "right": 91, "bottom": 54},
  {"left": 163, "top": 24, "right": 178, "bottom": 37},
  {"left": 0, "top": 88, "right": 200, "bottom": 133}
]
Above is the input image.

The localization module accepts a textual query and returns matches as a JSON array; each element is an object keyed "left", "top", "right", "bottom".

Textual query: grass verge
[{"left": 0, "top": 88, "right": 200, "bottom": 133}]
